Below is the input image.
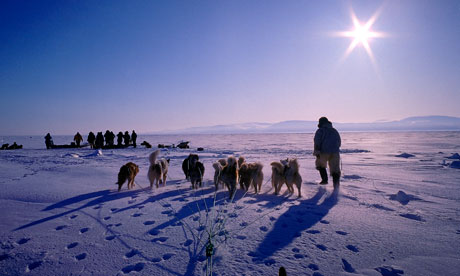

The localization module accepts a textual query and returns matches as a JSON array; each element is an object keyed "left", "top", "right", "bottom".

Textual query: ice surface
[{"left": 0, "top": 132, "right": 459, "bottom": 275}]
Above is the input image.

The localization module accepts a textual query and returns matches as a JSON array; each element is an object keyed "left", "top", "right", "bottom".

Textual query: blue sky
[{"left": 1, "top": 0, "right": 459, "bottom": 135}]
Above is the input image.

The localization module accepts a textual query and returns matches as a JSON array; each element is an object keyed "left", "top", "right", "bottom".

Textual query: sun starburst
[{"left": 336, "top": 7, "right": 385, "bottom": 65}]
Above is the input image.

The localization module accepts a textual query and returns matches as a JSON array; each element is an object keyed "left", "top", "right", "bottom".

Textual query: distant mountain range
[{"left": 158, "top": 116, "right": 460, "bottom": 134}]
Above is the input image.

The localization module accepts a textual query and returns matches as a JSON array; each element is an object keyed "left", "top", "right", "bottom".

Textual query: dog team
[{"left": 117, "top": 116, "right": 342, "bottom": 199}]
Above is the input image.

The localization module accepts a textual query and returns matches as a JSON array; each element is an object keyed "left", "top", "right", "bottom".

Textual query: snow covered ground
[{"left": 0, "top": 132, "right": 459, "bottom": 275}]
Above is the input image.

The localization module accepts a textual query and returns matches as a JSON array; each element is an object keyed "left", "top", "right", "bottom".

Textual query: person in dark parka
[
  {"left": 123, "top": 131, "right": 130, "bottom": 146},
  {"left": 131, "top": 130, "right": 137, "bottom": 148},
  {"left": 87, "top": 132, "right": 96, "bottom": 149},
  {"left": 45, "top": 133, "right": 54, "bottom": 149},
  {"left": 313, "top": 117, "right": 341, "bottom": 188},
  {"left": 74, "top": 132, "right": 83, "bottom": 147}
]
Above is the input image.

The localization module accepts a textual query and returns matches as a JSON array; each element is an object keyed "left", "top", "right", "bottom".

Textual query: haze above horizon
[{"left": 1, "top": 1, "right": 459, "bottom": 135}]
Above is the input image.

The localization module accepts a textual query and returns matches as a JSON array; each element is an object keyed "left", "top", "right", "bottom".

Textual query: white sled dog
[
  {"left": 148, "top": 149, "right": 170, "bottom": 188},
  {"left": 271, "top": 158, "right": 302, "bottom": 197},
  {"left": 213, "top": 156, "right": 238, "bottom": 199}
]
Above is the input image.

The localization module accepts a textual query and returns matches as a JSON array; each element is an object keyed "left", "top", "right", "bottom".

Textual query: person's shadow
[{"left": 250, "top": 187, "right": 339, "bottom": 261}]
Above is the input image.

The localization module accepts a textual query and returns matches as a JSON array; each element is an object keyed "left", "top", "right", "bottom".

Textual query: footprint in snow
[
  {"left": 162, "top": 203, "right": 171, "bottom": 208},
  {"left": 319, "top": 220, "right": 329, "bottom": 224},
  {"left": 306, "top": 230, "right": 321, "bottom": 234},
  {"left": 228, "top": 213, "right": 238, "bottom": 218},
  {"left": 131, "top": 213, "right": 143, "bottom": 217},
  {"left": 292, "top": 247, "right": 300, "bottom": 253},
  {"left": 336, "top": 231, "right": 348, "bottom": 235},
  {"left": 138, "top": 205, "right": 145, "bottom": 210},
  {"left": 75, "top": 253, "right": 87, "bottom": 261},
  {"left": 294, "top": 253, "right": 305, "bottom": 259},
  {"left": 399, "top": 213, "right": 425, "bottom": 222},
  {"left": 105, "top": 235, "right": 116, "bottom": 241},
  {"left": 456, "top": 230, "right": 460, "bottom": 234},
  {"left": 374, "top": 265, "right": 404, "bottom": 276},
  {"left": 315, "top": 244, "right": 327, "bottom": 251},
  {"left": 148, "top": 229, "right": 161, "bottom": 236},
  {"left": 79, "top": 227, "right": 89, "bottom": 234},
  {"left": 308, "top": 263, "right": 319, "bottom": 271},
  {"left": 240, "top": 222, "right": 248, "bottom": 227},
  {"left": 110, "top": 208, "right": 118, "bottom": 212},
  {"left": 55, "top": 225, "right": 67, "bottom": 231},
  {"left": 121, "top": 262, "right": 145, "bottom": 274},
  {"left": 17, "top": 238, "right": 30, "bottom": 245},
  {"left": 162, "top": 253, "right": 175, "bottom": 260},
  {"left": 152, "top": 237, "right": 168, "bottom": 243},
  {"left": 161, "top": 210, "right": 173, "bottom": 216},
  {"left": 346, "top": 245, "right": 359, "bottom": 252},
  {"left": 143, "top": 220, "right": 155, "bottom": 226},
  {"left": 26, "top": 261, "right": 43, "bottom": 272},
  {"left": 69, "top": 215, "right": 78, "bottom": 219},
  {"left": 151, "top": 257, "right": 161, "bottom": 263},
  {"left": 183, "top": 239, "right": 193, "bottom": 246},
  {"left": 125, "top": 249, "right": 140, "bottom": 258},
  {"left": 66, "top": 242, "right": 78, "bottom": 249},
  {"left": 93, "top": 205, "right": 102, "bottom": 210},
  {"left": 269, "top": 216, "right": 276, "bottom": 221},
  {"left": 103, "top": 216, "right": 111, "bottom": 221},
  {"left": 342, "top": 258, "right": 355, "bottom": 273},
  {"left": 236, "top": 235, "right": 247, "bottom": 240},
  {"left": 259, "top": 226, "right": 268, "bottom": 232}
]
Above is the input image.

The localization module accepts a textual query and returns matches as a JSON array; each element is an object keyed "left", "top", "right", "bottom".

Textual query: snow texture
[{"left": 1, "top": 132, "right": 460, "bottom": 275}]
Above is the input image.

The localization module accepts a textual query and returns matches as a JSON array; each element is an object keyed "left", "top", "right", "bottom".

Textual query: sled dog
[{"left": 116, "top": 162, "right": 139, "bottom": 191}]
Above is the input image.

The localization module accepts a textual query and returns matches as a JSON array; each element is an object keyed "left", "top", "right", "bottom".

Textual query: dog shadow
[
  {"left": 250, "top": 187, "right": 339, "bottom": 261},
  {"left": 14, "top": 187, "right": 181, "bottom": 231}
]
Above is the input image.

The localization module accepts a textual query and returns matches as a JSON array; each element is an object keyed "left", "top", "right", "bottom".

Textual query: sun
[{"left": 336, "top": 7, "right": 385, "bottom": 64}]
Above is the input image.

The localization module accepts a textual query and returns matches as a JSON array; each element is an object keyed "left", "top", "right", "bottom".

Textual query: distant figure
[
  {"left": 87, "top": 132, "right": 96, "bottom": 149},
  {"left": 313, "top": 117, "right": 341, "bottom": 188},
  {"left": 123, "top": 131, "right": 130, "bottom": 146},
  {"left": 104, "top": 130, "right": 111, "bottom": 146},
  {"left": 108, "top": 131, "right": 115, "bottom": 146},
  {"left": 74, "top": 132, "right": 83, "bottom": 147},
  {"left": 131, "top": 130, "right": 137, "bottom": 148},
  {"left": 95, "top": 132, "right": 104, "bottom": 149},
  {"left": 44, "top": 133, "right": 54, "bottom": 149},
  {"left": 116, "top": 131, "right": 123, "bottom": 146}
]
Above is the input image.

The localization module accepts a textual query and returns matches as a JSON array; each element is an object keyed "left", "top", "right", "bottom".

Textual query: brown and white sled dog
[
  {"left": 116, "top": 162, "right": 139, "bottom": 191},
  {"left": 239, "top": 162, "right": 264, "bottom": 193},
  {"left": 213, "top": 158, "right": 228, "bottom": 190},
  {"left": 148, "top": 149, "right": 170, "bottom": 188},
  {"left": 213, "top": 156, "right": 238, "bottom": 199},
  {"left": 271, "top": 158, "right": 302, "bottom": 197}
]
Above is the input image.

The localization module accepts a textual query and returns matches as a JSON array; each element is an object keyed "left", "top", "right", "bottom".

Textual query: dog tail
[
  {"left": 270, "top": 161, "right": 284, "bottom": 174},
  {"left": 149, "top": 149, "right": 160, "bottom": 165},
  {"left": 213, "top": 162, "right": 223, "bottom": 172},
  {"left": 116, "top": 165, "right": 128, "bottom": 185},
  {"left": 289, "top": 158, "right": 300, "bottom": 171},
  {"left": 255, "top": 162, "right": 264, "bottom": 173},
  {"left": 237, "top": 156, "right": 246, "bottom": 168}
]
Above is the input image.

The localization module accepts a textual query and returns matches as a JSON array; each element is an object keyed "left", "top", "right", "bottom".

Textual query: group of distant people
[
  {"left": 44, "top": 130, "right": 138, "bottom": 149},
  {"left": 86, "top": 130, "right": 137, "bottom": 149}
]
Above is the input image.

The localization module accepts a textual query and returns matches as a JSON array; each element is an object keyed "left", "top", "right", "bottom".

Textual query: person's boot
[
  {"left": 317, "top": 167, "right": 328, "bottom": 184},
  {"left": 332, "top": 173, "right": 340, "bottom": 189}
]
